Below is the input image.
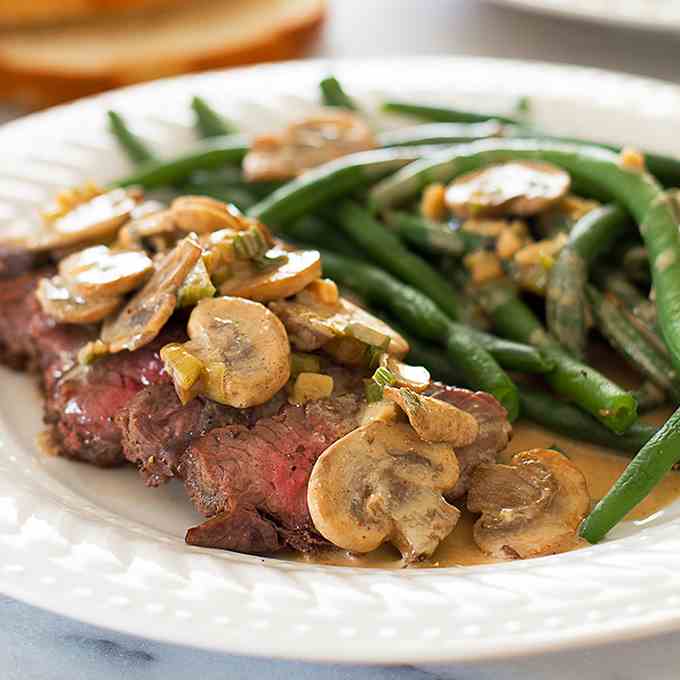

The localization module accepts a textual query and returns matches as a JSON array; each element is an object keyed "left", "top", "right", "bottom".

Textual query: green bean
[
  {"left": 179, "top": 179, "right": 257, "bottom": 210},
  {"left": 546, "top": 204, "right": 629, "bottom": 357},
  {"left": 336, "top": 200, "right": 464, "bottom": 321},
  {"left": 318, "top": 249, "right": 519, "bottom": 418},
  {"left": 281, "top": 215, "right": 358, "bottom": 257},
  {"left": 368, "top": 138, "right": 680, "bottom": 379},
  {"left": 519, "top": 387, "right": 657, "bottom": 454},
  {"left": 319, "top": 76, "right": 357, "bottom": 110},
  {"left": 248, "top": 146, "right": 439, "bottom": 227},
  {"left": 382, "top": 100, "right": 519, "bottom": 125},
  {"left": 384, "top": 211, "right": 466, "bottom": 256},
  {"left": 523, "top": 132, "right": 680, "bottom": 188},
  {"left": 618, "top": 242, "right": 651, "bottom": 285},
  {"left": 112, "top": 135, "right": 249, "bottom": 189},
  {"left": 107, "top": 110, "right": 157, "bottom": 164},
  {"left": 581, "top": 406, "right": 680, "bottom": 543},
  {"left": 593, "top": 266, "right": 648, "bottom": 311},
  {"left": 478, "top": 279, "right": 637, "bottom": 434},
  {"left": 191, "top": 96, "right": 237, "bottom": 138},
  {"left": 587, "top": 285, "right": 680, "bottom": 401},
  {"left": 378, "top": 121, "right": 502, "bottom": 147},
  {"left": 633, "top": 380, "right": 668, "bottom": 414},
  {"left": 391, "top": 325, "right": 466, "bottom": 386}
]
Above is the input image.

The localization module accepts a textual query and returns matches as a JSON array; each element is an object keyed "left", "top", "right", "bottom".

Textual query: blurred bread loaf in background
[{"left": 0, "top": 0, "right": 325, "bottom": 108}]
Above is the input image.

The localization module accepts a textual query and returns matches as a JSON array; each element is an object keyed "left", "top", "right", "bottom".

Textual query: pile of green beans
[{"left": 103, "top": 78, "right": 680, "bottom": 545}]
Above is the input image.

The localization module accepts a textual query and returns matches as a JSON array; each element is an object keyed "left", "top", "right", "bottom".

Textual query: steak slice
[
  {"left": 0, "top": 245, "right": 39, "bottom": 280},
  {"left": 427, "top": 384, "right": 512, "bottom": 499},
  {"left": 0, "top": 270, "right": 45, "bottom": 370},
  {"left": 117, "top": 383, "right": 244, "bottom": 486},
  {"left": 182, "top": 391, "right": 364, "bottom": 554},
  {"left": 45, "top": 326, "right": 184, "bottom": 467}
]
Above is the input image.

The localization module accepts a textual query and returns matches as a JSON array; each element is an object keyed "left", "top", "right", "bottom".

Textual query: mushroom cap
[
  {"left": 116, "top": 209, "right": 178, "bottom": 251},
  {"left": 58, "top": 245, "right": 153, "bottom": 297},
  {"left": 467, "top": 448, "right": 590, "bottom": 560},
  {"left": 178, "top": 296, "right": 291, "bottom": 408},
  {"left": 383, "top": 386, "right": 479, "bottom": 445},
  {"left": 36, "top": 275, "right": 121, "bottom": 324},
  {"left": 101, "top": 234, "right": 202, "bottom": 353},
  {"left": 445, "top": 161, "right": 571, "bottom": 219},
  {"left": 243, "top": 109, "right": 376, "bottom": 182},
  {"left": 380, "top": 355, "right": 431, "bottom": 393},
  {"left": 308, "top": 421, "right": 460, "bottom": 562},
  {"left": 219, "top": 247, "right": 321, "bottom": 302},
  {"left": 170, "top": 196, "right": 250, "bottom": 234},
  {"left": 28, "top": 189, "right": 138, "bottom": 251},
  {"left": 269, "top": 295, "right": 409, "bottom": 358}
]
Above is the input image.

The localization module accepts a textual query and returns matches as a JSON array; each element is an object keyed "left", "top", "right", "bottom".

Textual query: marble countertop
[{"left": 3, "top": 0, "right": 680, "bottom": 676}]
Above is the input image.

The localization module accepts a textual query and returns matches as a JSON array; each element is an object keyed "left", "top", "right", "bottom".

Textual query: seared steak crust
[
  {"left": 44, "top": 328, "right": 181, "bottom": 467},
  {"left": 117, "top": 383, "right": 243, "bottom": 485},
  {"left": 182, "top": 392, "right": 364, "bottom": 553},
  {"left": 427, "top": 384, "right": 512, "bottom": 499}
]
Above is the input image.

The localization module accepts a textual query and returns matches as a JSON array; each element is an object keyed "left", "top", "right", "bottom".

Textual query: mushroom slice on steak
[
  {"left": 101, "top": 234, "right": 202, "bottom": 353},
  {"left": 28, "top": 188, "right": 139, "bottom": 251},
  {"left": 308, "top": 421, "right": 460, "bottom": 563},
  {"left": 467, "top": 448, "right": 589, "bottom": 560},
  {"left": 170, "top": 196, "right": 251, "bottom": 234},
  {"left": 36, "top": 275, "right": 122, "bottom": 324},
  {"left": 219, "top": 247, "right": 321, "bottom": 302},
  {"left": 243, "top": 109, "right": 376, "bottom": 182},
  {"left": 379, "top": 354, "right": 430, "bottom": 392},
  {"left": 161, "top": 296, "right": 290, "bottom": 409},
  {"left": 383, "top": 386, "right": 479, "bottom": 445},
  {"left": 58, "top": 245, "right": 153, "bottom": 297},
  {"left": 270, "top": 293, "right": 409, "bottom": 361},
  {"left": 445, "top": 161, "right": 571, "bottom": 219}
]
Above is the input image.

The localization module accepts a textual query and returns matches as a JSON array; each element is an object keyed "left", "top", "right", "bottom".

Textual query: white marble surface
[{"left": 3, "top": 0, "right": 680, "bottom": 677}]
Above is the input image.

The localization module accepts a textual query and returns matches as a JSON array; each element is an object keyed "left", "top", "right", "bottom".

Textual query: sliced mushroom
[
  {"left": 100, "top": 234, "right": 202, "bottom": 353},
  {"left": 58, "top": 245, "right": 153, "bottom": 297},
  {"left": 269, "top": 294, "right": 409, "bottom": 359},
  {"left": 243, "top": 109, "right": 376, "bottom": 182},
  {"left": 445, "top": 161, "right": 571, "bottom": 219},
  {"left": 28, "top": 188, "right": 139, "bottom": 251},
  {"left": 467, "top": 448, "right": 590, "bottom": 560},
  {"left": 308, "top": 421, "right": 460, "bottom": 563},
  {"left": 219, "top": 247, "right": 321, "bottom": 302},
  {"left": 383, "top": 386, "right": 479, "bottom": 445},
  {"left": 36, "top": 275, "right": 122, "bottom": 324},
  {"left": 116, "top": 209, "right": 179, "bottom": 252},
  {"left": 161, "top": 296, "right": 290, "bottom": 408},
  {"left": 170, "top": 196, "right": 250, "bottom": 234}
]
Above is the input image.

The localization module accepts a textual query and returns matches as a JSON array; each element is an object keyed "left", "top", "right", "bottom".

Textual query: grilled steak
[
  {"left": 427, "top": 384, "right": 512, "bottom": 499},
  {"left": 0, "top": 270, "right": 45, "bottom": 370},
  {"left": 0, "top": 245, "right": 39, "bottom": 280},
  {"left": 45, "top": 327, "right": 182, "bottom": 467},
  {"left": 182, "top": 391, "right": 365, "bottom": 553},
  {"left": 117, "top": 383, "right": 244, "bottom": 485}
]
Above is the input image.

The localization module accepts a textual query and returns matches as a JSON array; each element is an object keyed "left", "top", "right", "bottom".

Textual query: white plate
[
  {"left": 485, "top": 0, "right": 680, "bottom": 34},
  {"left": 2, "top": 57, "right": 680, "bottom": 664}
]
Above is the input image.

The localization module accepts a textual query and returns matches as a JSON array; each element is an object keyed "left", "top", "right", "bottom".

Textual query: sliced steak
[
  {"left": 0, "top": 245, "right": 40, "bottom": 280},
  {"left": 45, "top": 325, "right": 184, "bottom": 467},
  {"left": 427, "top": 384, "right": 512, "bottom": 499},
  {"left": 186, "top": 508, "right": 283, "bottom": 554},
  {"left": 182, "top": 391, "right": 364, "bottom": 554},
  {"left": 0, "top": 270, "right": 44, "bottom": 369},
  {"left": 117, "top": 383, "right": 244, "bottom": 486}
]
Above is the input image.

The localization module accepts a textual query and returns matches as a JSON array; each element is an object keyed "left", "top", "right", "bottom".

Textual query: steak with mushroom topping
[
  {"left": 427, "top": 384, "right": 512, "bottom": 499},
  {"left": 182, "top": 391, "right": 365, "bottom": 553}
]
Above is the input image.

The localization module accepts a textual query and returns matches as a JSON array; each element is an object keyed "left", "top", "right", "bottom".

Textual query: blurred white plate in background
[{"left": 485, "top": 0, "right": 680, "bottom": 34}]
